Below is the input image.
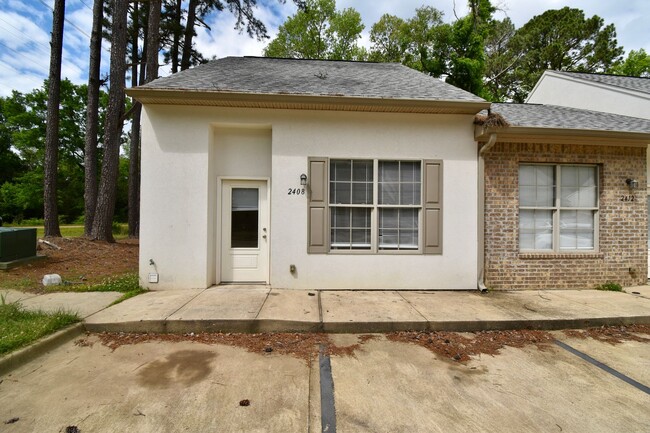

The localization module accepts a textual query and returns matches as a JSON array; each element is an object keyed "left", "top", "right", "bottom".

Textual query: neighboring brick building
[{"left": 477, "top": 104, "right": 650, "bottom": 290}]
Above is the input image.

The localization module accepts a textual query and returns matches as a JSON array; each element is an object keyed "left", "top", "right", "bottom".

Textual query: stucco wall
[
  {"left": 484, "top": 142, "right": 647, "bottom": 290},
  {"left": 140, "top": 105, "right": 479, "bottom": 290}
]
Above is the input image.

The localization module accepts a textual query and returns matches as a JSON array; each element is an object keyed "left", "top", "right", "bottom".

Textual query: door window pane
[{"left": 231, "top": 188, "right": 258, "bottom": 248}]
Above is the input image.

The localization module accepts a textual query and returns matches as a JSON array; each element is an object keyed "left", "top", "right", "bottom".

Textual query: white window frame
[
  {"left": 519, "top": 164, "right": 599, "bottom": 253},
  {"left": 329, "top": 159, "right": 423, "bottom": 254}
]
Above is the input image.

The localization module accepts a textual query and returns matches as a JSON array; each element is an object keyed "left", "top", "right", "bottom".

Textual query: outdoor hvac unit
[{"left": 0, "top": 227, "right": 37, "bottom": 262}]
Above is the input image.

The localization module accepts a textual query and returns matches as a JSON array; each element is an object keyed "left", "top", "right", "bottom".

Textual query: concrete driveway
[{"left": 0, "top": 331, "right": 648, "bottom": 432}]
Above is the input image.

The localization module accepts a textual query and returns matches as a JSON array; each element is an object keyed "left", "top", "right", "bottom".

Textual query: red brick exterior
[{"left": 484, "top": 142, "right": 647, "bottom": 290}]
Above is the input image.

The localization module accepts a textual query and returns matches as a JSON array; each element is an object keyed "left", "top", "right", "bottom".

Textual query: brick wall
[{"left": 484, "top": 142, "right": 647, "bottom": 290}]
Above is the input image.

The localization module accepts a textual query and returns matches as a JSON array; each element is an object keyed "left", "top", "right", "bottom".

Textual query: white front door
[{"left": 220, "top": 180, "right": 269, "bottom": 283}]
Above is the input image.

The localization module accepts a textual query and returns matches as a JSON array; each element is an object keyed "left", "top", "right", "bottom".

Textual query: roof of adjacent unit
[
  {"left": 140, "top": 56, "right": 485, "bottom": 102},
  {"left": 475, "top": 103, "right": 650, "bottom": 143},
  {"left": 547, "top": 71, "right": 650, "bottom": 96}
]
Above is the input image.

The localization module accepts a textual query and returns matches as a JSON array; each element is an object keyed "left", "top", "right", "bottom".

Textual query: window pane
[
  {"left": 330, "top": 160, "right": 372, "bottom": 205},
  {"left": 559, "top": 210, "right": 594, "bottom": 250},
  {"left": 231, "top": 188, "right": 258, "bottom": 248},
  {"left": 379, "top": 161, "right": 421, "bottom": 205},
  {"left": 560, "top": 166, "right": 597, "bottom": 208},
  {"left": 330, "top": 207, "right": 371, "bottom": 250},
  {"left": 379, "top": 208, "right": 418, "bottom": 250},
  {"left": 519, "top": 209, "right": 552, "bottom": 250},
  {"left": 520, "top": 165, "right": 554, "bottom": 207}
]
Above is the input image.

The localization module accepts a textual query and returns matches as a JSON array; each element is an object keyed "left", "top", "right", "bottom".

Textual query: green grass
[
  {"left": 6, "top": 223, "right": 129, "bottom": 239},
  {"left": 45, "top": 273, "right": 148, "bottom": 305},
  {"left": 0, "top": 300, "right": 79, "bottom": 355}
]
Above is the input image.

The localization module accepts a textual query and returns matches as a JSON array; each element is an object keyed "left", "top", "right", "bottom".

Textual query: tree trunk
[
  {"left": 180, "top": 0, "right": 198, "bottom": 71},
  {"left": 171, "top": 0, "right": 182, "bottom": 73},
  {"left": 91, "top": 0, "right": 128, "bottom": 242},
  {"left": 83, "top": 0, "right": 103, "bottom": 237},
  {"left": 146, "top": 0, "right": 161, "bottom": 82},
  {"left": 128, "top": 0, "right": 141, "bottom": 239},
  {"left": 43, "top": 0, "right": 65, "bottom": 238}
]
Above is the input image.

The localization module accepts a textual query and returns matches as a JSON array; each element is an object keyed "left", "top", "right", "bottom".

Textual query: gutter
[{"left": 477, "top": 133, "right": 497, "bottom": 292}]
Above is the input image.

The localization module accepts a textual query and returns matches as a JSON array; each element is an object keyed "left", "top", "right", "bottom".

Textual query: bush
[{"left": 595, "top": 282, "right": 623, "bottom": 292}]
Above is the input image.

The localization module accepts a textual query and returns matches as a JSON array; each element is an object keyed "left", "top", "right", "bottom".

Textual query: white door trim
[{"left": 218, "top": 178, "right": 270, "bottom": 284}]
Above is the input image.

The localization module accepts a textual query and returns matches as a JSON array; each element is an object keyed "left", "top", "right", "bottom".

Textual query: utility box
[{"left": 0, "top": 227, "right": 38, "bottom": 262}]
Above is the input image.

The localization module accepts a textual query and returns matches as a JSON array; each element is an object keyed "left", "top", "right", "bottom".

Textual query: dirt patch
[
  {"left": 1, "top": 237, "right": 138, "bottom": 292},
  {"left": 387, "top": 329, "right": 556, "bottom": 363},
  {"left": 94, "top": 332, "right": 380, "bottom": 363},
  {"left": 563, "top": 324, "right": 650, "bottom": 345}
]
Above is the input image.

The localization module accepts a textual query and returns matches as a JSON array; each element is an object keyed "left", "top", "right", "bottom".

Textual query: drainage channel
[
  {"left": 319, "top": 345, "right": 337, "bottom": 433},
  {"left": 555, "top": 340, "right": 650, "bottom": 395}
]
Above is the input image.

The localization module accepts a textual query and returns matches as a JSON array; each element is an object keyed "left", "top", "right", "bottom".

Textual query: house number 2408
[{"left": 288, "top": 188, "right": 306, "bottom": 195}]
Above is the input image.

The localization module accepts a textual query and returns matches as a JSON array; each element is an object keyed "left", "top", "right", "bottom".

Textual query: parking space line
[
  {"left": 555, "top": 340, "right": 650, "bottom": 395},
  {"left": 319, "top": 345, "right": 337, "bottom": 433}
]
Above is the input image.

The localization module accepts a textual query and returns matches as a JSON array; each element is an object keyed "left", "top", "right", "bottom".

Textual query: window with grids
[
  {"left": 519, "top": 164, "right": 598, "bottom": 252},
  {"left": 329, "top": 159, "right": 422, "bottom": 251}
]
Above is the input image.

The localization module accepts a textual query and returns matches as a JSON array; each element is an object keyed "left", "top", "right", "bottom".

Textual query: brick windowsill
[{"left": 518, "top": 252, "right": 605, "bottom": 260}]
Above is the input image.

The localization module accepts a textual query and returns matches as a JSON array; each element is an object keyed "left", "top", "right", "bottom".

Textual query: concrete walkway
[
  {"left": 1, "top": 289, "right": 122, "bottom": 318},
  {"left": 83, "top": 285, "right": 650, "bottom": 334}
]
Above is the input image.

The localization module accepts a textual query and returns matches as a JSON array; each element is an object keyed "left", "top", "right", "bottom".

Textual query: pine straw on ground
[
  {"left": 563, "top": 324, "right": 650, "bottom": 344},
  {"left": 90, "top": 325, "right": 650, "bottom": 364},
  {"left": 2, "top": 237, "right": 138, "bottom": 292}
]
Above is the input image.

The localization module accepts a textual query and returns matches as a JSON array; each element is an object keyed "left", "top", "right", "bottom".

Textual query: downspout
[{"left": 477, "top": 132, "right": 497, "bottom": 292}]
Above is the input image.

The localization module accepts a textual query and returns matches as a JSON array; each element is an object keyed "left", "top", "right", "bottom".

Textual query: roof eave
[
  {"left": 475, "top": 125, "right": 650, "bottom": 147},
  {"left": 126, "top": 88, "right": 490, "bottom": 114}
]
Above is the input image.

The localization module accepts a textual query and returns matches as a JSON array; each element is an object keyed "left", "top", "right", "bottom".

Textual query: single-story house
[
  {"left": 526, "top": 70, "right": 650, "bottom": 277},
  {"left": 128, "top": 57, "right": 650, "bottom": 291}
]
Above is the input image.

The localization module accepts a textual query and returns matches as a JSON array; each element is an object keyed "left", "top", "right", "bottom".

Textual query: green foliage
[
  {"left": 263, "top": 0, "right": 365, "bottom": 60},
  {"left": 609, "top": 49, "right": 650, "bottom": 77},
  {"left": 594, "top": 282, "right": 623, "bottom": 292},
  {"left": 0, "top": 300, "right": 79, "bottom": 355},
  {"left": 505, "top": 7, "right": 624, "bottom": 101},
  {"left": 0, "top": 80, "right": 115, "bottom": 224}
]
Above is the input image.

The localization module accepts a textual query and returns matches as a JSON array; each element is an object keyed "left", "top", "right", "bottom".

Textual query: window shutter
[
  {"left": 423, "top": 160, "right": 443, "bottom": 254},
  {"left": 308, "top": 157, "right": 329, "bottom": 253}
]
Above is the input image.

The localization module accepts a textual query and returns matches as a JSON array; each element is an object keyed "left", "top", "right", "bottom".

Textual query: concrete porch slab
[
  {"left": 256, "top": 289, "right": 320, "bottom": 332},
  {"left": 320, "top": 290, "right": 427, "bottom": 333}
]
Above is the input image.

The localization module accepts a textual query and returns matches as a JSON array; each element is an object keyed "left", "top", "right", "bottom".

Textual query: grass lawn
[
  {"left": 0, "top": 301, "right": 79, "bottom": 355},
  {"left": 45, "top": 272, "right": 148, "bottom": 305},
  {"left": 5, "top": 224, "right": 129, "bottom": 239}
]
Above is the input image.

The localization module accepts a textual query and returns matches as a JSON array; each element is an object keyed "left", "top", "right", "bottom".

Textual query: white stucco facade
[{"left": 139, "top": 105, "right": 479, "bottom": 290}]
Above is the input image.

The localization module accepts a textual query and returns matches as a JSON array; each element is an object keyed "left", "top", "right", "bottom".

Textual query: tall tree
[
  {"left": 507, "top": 7, "right": 624, "bottom": 101},
  {"left": 91, "top": 0, "right": 128, "bottom": 242},
  {"left": 84, "top": 0, "right": 104, "bottom": 237},
  {"left": 263, "top": 0, "right": 365, "bottom": 60},
  {"left": 483, "top": 17, "right": 518, "bottom": 101},
  {"left": 127, "top": 0, "right": 143, "bottom": 239},
  {"left": 43, "top": 0, "right": 66, "bottom": 237},
  {"left": 368, "top": 14, "right": 408, "bottom": 63}
]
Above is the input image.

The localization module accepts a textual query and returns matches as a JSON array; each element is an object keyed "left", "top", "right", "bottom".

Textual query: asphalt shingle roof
[
  {"left": 142, "top": 56, "right": 485, "bottom": 103},
  {"left": 485, "top": 103, "right": 650, "bottom": 134},
  {"left": 552, "top": 71, "right": 650, "bottom": 95}
]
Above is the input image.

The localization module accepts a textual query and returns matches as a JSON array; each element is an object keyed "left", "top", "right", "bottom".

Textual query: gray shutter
[
  {"left": 308, "top": 157, "right": 329, "bottom": 253},
  {"left": 423, "top": 160, "right": 443, "bottom": 254}
]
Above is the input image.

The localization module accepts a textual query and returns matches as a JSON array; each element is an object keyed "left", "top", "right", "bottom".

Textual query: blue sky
[{"left": 1, "top": 0, "right": 649, "bottom": 97}]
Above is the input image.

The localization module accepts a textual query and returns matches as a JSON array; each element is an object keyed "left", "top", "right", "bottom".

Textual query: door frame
[{"left": 216, "top": 176, "right": 271, "bottom": 284}]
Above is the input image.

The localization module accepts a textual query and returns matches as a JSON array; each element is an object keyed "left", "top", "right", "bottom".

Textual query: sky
[{"left": 0, "top": 0, "right": 649, "bottom": 97}]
